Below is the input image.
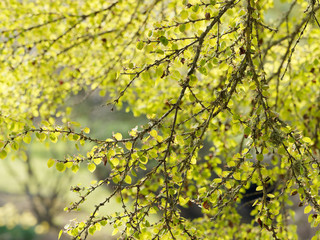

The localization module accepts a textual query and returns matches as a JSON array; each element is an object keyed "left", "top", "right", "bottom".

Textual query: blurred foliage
[{"left": 0, "top": 203, "right": 37, "bottom": 239}]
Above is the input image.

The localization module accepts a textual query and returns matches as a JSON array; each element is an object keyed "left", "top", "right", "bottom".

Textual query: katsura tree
[{"left": 0, "top": 0, "right": 320, "bottom": 239}]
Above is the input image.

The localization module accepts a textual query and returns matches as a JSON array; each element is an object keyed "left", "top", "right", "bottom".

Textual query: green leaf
[
  {"left": 0, "top": 150, "right": 7, "bottom": 159},
  {"left": 179, "top": 24, "right": 186, "bottom": 32},
  {"left": 159, "top": 36, "right": 169, "bottom": 46},
  {"left": 192, "top": 4, "right": 199, "bottom": 12},
  {"left": 100, "top": 220, "right": 107, "bottom": 226},
  {"left": 73, "top": 134, "right": 80, "bottom": 141},
  {"left": 233, "top": 113, "right": 240, "bottom": 121},
  {"left": 56, "top": 162, "right": 66, "bottom": 172},
  {"left": 257, "top": 154, "right": 264, "bottom": 161},
  {"left": 244, "top": 127, "right": 251, "bottom": 135},
  {"left": 136, "top": 41, "right": 144, "bottom": 50},
  {"left": 89, "top": 225, "right": 96, "bottom": 235},
  {"left": 199, "top": 67, "right": 207, "bottom": 76},
  {"left": 139, "top": 156, "right": 148, "bottom": 164}
]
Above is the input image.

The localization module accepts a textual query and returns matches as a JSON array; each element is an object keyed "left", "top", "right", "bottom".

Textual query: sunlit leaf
[
  {"left": 47, "top": 158, "right": 55, "bottom": 168},
  {"left": 88, "top": 163, "right": 96, "bottom": 172}
]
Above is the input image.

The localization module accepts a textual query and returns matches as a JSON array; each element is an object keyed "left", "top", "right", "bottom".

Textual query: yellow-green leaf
[
  {"left": 49, "top": 133, "right": 58, "bottom": 143},
  {"left": 65, "top": 162, "right": 73, "bottom": 168},
  {"left": 233, "top": 172, "right": 241, "bottom": 180},
  {"left": 257, "top": 154, "right": 264, "bottom": 161},
  {"left": 305, "top": 205, "right": 313, "bottom": 214},
  {"left": 72, "top": 164, "right": 79, "bottom": 173},
  {"left": 136, "top": 41, "right": 144, "bottom": 50},
  {"left": 180, "top": 10, "right": 188, "bottom": 19},
  {"left": 110, "top": 158, "right": 119, "bottom": 167},
  {"left": 56, "top": 162, "right": 66, "bottom": 172},
  {"left": 0, "top": 150, "right": 7, "bottom": 159},
  {"left": 58, "top": 230, "right": 63, "bottom": 239},
  {"left": 267, "top": 194, "right": 275, "bottom": 198},
  {"left": 47, "top": 158, "right": 55, "bottom": 168},
  {"left": 125, "top": 142, "right": 132, "bottom": 150},
  {"left": 198, "top": 187, "right": 206, "bottom": 194},
  {"left": 112, "top": 228, "right": 118, "bottom": 236},
  {"left": 23, "top": 134, "right": 32, "bottom": 144},
  {"left": 256, "top": 186, "right": 263, "bottom": 191},
  {"left": 129, "top": 128, "right": 138, "bottom": 137},
  {"left": 39, "top": 133, "right": 46, "bottom": 142},
  {"left": 89, "top": 226, "right": 96, "bottom": 235},
  {"left": 11, "top": 142, "right": 19, "bottom": 151},
  {"left": 139, "top": 163, "right": 147, "bottom": 170},
  {"left": 191, "top": 156, "right": 197, "bottom": 164},
  {"left": 83, "top": 127, "right": 90, "bottom": 134},
  {"left": 139, "top": 156, "right": 148, "bottom": 164},
  {"left": 124, "top": 175, "right": 132, "bottom": 184},
  {"left": 88, "top": 163, "right": 96, "bottom": 172},
  {"left": 114, "top": 133, "right": 122, "bottom": 141},
  {"left": 179, "top": 196, "right": 189, "bottom": 206},
  {"left": 150, "top": 129, "right": 157, "bottom": 138},
  {"left": 94, "top": 157, "right": 102, "bottom": 165},
  {"left": 179, "top": 24, "right": 186, "bottom": 32},
  {"left": 73, "top": 134, "right": 80, "bottom": 141},
  {"left": 175, "top": 135, "right": 184, "bottom": 145},
  {"left": 302, "top": 137, "right": 312, "bottom": 143}
]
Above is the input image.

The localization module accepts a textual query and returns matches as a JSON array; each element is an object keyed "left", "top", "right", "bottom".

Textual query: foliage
[
  {"left": 1, "top": 0, "right": 320, "bottom": 239},
  {"left": 0, "top": 203, "right": 37, "bottom": 239}
]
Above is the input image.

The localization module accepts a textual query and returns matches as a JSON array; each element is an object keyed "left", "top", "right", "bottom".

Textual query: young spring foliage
[{"left": 1, "top": 0, "right": 320, "bottom": 239}]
